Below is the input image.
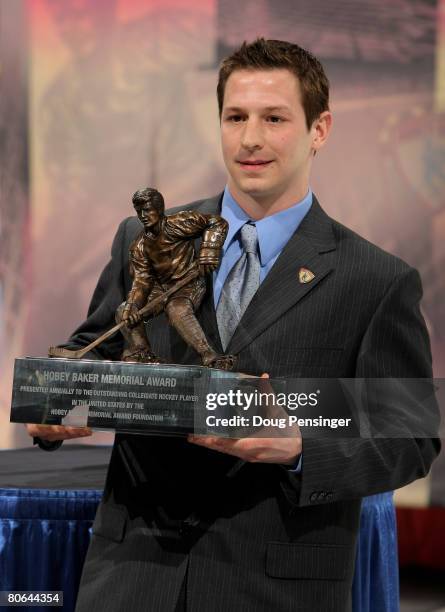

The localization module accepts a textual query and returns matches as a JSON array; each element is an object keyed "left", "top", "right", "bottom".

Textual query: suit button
[
  {"left": 309, "top": 492, "right": 318, "bottom": 503},
  {"left": 326, "top": 492, "right": 334, "bottom": 501},
  {"left": 318, "top": 491, "right": 326, "bottom": 500}
]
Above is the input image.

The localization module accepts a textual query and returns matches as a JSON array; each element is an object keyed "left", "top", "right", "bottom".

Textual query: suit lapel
[{"left": 226, "top": 196, "right": 337, "bottom": 355}]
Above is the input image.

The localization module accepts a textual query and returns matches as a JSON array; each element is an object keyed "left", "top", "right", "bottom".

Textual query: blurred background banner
[{"left": 1, "top": 0, "right": 444, "bottom": 448}]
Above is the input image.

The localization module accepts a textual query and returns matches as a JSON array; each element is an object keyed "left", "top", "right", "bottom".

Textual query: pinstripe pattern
[{"left": 70, "top": 194, "right": 440, "bottom": 612}]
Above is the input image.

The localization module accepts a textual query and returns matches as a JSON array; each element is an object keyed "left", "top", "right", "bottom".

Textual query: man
[
  {"left": 117, "top": 186, "right": 233, "bottom": 370},
  {"left": 28, "top": 39, "right": 440, "bottom": 611}
]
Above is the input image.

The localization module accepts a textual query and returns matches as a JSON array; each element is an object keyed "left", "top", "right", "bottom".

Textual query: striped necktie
[{"left": 216, "top": 222, "right": 260, "bottom": 351}]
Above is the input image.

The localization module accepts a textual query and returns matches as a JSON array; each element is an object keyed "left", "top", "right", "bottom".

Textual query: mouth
[{"left": 237, "top": 159, "right": 273, "bottom": 172}]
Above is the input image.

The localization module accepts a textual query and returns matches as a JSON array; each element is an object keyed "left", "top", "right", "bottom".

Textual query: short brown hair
[{"left": 217, "top": 38, "right": 329, "bottom": 130}]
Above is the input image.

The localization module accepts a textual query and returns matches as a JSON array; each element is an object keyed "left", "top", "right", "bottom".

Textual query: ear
[{"left": 311, "top": 111, "right": 332, "bottom": 153}]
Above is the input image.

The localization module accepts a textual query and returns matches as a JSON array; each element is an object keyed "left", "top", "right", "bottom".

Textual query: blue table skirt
[
  {"left": 353, "top": 493, "right": 399, "bottom": 612},
  {"left": 0, "top": 489, "right": 398, "bottom": 612}
]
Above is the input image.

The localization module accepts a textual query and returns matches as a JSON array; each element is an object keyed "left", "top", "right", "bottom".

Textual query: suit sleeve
[
  {"left": 58, "top": 217, "right": 132, "bottom": 360},
  {"left": 281, "top": 266, "right": 441, "bottom": 507}
]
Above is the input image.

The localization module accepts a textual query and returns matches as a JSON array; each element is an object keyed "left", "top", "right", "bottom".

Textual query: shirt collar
[{"left": 220, "top": 186, "right": 313, "bottom": 266}]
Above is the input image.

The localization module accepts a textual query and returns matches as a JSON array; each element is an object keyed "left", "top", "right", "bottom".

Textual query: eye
[
  {"left": 267, "top": 116, "right": 283, "bottom": 123},
  {"left": 225, "top": 114, "right": 244, "bottom": 123}
]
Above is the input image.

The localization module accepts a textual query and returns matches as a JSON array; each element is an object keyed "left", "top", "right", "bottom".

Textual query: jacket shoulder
[{"left": 331, "top": 217, "right": 414, "bottom": 281}]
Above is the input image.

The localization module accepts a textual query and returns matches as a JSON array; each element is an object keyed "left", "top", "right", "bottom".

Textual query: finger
[
  {"left": 66, "top": 429, "right": 93, "bottom": 439},
  {"left": 188, "top": 434, "right": 215, "bottom": 445},
  {"left": 26, "top": 424, "right": 93, "bottom": 440},
  {"left": 26, "top": 424, "right": 64, "bottom": 436},
  {"left": 188, "top": 434, "right": 231, "bottom": 449},
  {"left": 258, "top": 373, "right": 275, "bottom": 397},
  {"left": 25, "top": 424, "right": 42, "bottom": 437},
  {"left": 44, "top": 429, "right": 93, "bottom": 441},
  {"left": 188, "top": 434, "right": 246, "bottom": 457},
  {"left": 65, "top": 427, "right": 93, "bottom": 435}
]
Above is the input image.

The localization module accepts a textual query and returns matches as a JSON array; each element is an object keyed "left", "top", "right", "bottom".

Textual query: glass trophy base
[
  {"left": 14, "top": 358, "right": 433, "bottom": 440},
  {"left": 10, "top": 357, "right": 250, "bottom": 436}
]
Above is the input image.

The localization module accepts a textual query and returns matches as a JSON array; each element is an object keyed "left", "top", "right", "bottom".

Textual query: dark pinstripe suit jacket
[{"left": 72, "top": 194, "right": 440, "bottom": 612}]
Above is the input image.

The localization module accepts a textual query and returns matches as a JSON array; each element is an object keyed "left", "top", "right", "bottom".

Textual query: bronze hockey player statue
[{"left": 116, "top": 187, "right": 235, "bottom": 370}]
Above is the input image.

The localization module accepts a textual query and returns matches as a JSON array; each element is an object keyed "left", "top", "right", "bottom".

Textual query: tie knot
[{"left": 240, "top": 223, "right": 258, "bottom": 254}]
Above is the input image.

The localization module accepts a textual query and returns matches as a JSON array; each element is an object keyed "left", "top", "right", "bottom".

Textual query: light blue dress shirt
[
  {"left": 213, "top": 186, "right": 313, "bottom": 472},
  {"left": 213, "top": 186, "right": 313, "bottom": 307}
]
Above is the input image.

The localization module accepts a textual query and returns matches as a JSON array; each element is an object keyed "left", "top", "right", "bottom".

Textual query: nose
[{"left": 240, "top": 117, "right": 263, "bottom": 151}]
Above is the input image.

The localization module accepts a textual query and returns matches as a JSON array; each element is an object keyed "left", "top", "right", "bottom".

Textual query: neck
[{"left": 227, "top": 180, "right": 310, "bottom": 220}]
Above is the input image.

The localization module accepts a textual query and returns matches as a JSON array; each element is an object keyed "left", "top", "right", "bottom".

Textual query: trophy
[
  {"left": 49, "top": 188, "right": 235, "bottom": 370},
  {"left": 10, "top": 188, "right": 266, "bottom": 437}
]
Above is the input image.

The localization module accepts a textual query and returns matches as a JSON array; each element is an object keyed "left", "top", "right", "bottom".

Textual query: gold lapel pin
[{"left": 298, "top": 267, "right": 315, "bottom": 284}]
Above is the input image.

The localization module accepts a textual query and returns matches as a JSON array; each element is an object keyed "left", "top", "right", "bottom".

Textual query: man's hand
[
  {"left": 188, "top": 373, "right": 302, "bottom": 465},
  {"left": 122, "top": 301, "right": 143, "bottom": 327},
  {"left": 26, "top": 424, "right": 93, "bottom": 441},
  {"left": 187, "top": 434, "right": 301, "bottom": 465}
]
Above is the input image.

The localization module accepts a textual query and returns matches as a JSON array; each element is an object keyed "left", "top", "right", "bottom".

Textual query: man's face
[
  {"left": 220, "top": 68, "right": 326, "bottom": 210},
  {"left": 135, "top": 200, "right": 162, "bottom": 236}
]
